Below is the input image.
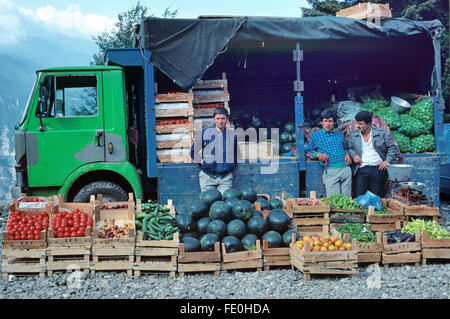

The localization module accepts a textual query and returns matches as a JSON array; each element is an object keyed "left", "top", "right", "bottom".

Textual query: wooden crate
[
  {"left": 289, "top": 234, "right": 358, "bottom": 281},
  {"left": 285, "top": 191, "right": 330, "bottom": 232},
  {"left": 47, "top": 194, "right": 95, "bottom": 248},
  {"left": 156, "top": 131, "right": 194, "bottom": 150},
  {"left": 382, "top": 227, "right": 421, "bottom": 268},
  {"left": 2, "top": 202, "right": 50, "bottom": 249},
  {"left": 96, "top": 193, "right": 134, "bottom": 213},
  {"left": 351, "top": 232, "right": 383, "bottom": 266},
  {"left": 221, "top": 240, "right": 263, "bottom": 272},
  {"left": 194, "top": 103, "right": 230, "bottom": 118},
  {"left": 134, "top": 229, "right": 179, "bottom": 277},
  {"left": 91, "top": 195, "right": 136, "bottom": 275},
  {"left": 2, "top": 249, "right": 47, "bottom": 278},
  {"left": 330, "top": 206, "right": 366, "bottom": 224},
  {"left": 367, "top": 198, "right": 405, "bottom": 232},
  {"left": 297, "top": 225, "right": 330, "bottom": 238},
  {"left": 336, "top": 2, "right": 392, "bottom": 20},
  {"left": 403, "top": 205, "right": 439, "bottom": 223},
  {"left": 262, "top": 240, "right": 291, "bottom": 271},
  {"left": 177, "top": 242, "right": 221, "bottom": 277},
  {"left": 156, "top": 149, "right": 192, "bottom": 164},
  {"left": 46, "top": 246, "right": 91, "bottom": 276},
  {"left": 14, "top": 196, "right": 53, "bottom": 210},
  {"left": 420, "top": 230, "right": 450, "bottom": 265},
  {"left": 193, "top": 73, "right": 229, "bottom": 92},
  {"left": 155, "top": 91, "right": 194, "bottom": 118},
  {"left": 90, "top": 246, "right": 135, "bottom": 276},
  {"left": 156, "top": 116, "right": 194, "bottom": 134}
]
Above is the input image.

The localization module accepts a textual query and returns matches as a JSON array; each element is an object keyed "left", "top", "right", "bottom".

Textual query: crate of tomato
[{"left": 3, "top": 200, "right": 51, "bottom": 249}]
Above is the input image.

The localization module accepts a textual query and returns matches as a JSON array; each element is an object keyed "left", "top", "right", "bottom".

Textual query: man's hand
[
  {"left": 316, "top": 153, "right": 329, "bottom": 162},
  {"left": 353, "top": 155, "right": 362, "bottom": 164},
  {"left": 379, "top": 161, "right": 390, "bottom": 170},
  {"left": 200, "top": 159, "right": 204, "bottom": 165},
  {"left": 345, "top": 153, "right": 352, "bottom": 166}
]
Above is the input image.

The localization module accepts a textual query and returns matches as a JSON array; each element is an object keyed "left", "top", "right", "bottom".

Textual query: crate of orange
[{"left": 289, "top": 233, "right": 358, "bottom": 281}]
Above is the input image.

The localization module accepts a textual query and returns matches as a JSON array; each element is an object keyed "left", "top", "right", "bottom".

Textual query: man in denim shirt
[
  {"left": 191, "top": 108, "right": 240, "bottom": 193},
  {"left": 306, "top": 109, "right": 352, "bottom": 196}
]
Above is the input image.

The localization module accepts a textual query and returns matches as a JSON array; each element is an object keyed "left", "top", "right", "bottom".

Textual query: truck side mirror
[{"left": 38, "top": 85, "right": 48, "bottom": 115}]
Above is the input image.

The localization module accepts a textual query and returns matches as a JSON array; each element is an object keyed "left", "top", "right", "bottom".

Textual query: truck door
[{"left": 26, "top": 72, "right": 105, "bottom": 188}]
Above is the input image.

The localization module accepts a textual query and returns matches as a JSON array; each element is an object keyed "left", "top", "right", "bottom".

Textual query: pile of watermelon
[{"left": 176, "top": 188, "right": 300, "bottom": 253}]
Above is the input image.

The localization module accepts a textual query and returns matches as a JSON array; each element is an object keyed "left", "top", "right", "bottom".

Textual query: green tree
[
  {"left": 91, "top": 1, "right": 178, "bottom": 65},
  {"left": 301, "top": 0, "right": 350, "bottom": 17}
]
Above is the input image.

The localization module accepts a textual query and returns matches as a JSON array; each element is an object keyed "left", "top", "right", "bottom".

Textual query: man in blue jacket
[{"left": 191, "top": 108, "right": 240, "bottom": 194}]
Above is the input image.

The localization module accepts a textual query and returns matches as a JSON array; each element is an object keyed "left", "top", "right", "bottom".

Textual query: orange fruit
[
  {"left": 339, "top": 247, "right": 345, "bottom": 251},
  {"left": 313, "top": 240, "right": 321, "bottom": 247},
  {"left": 322, "top": 242, "right": 330, "bottom": 248},
  {"left": 320, "top": 246, "right": 328, "bottom": 252},
  {"left": 335, "top": 240, "right": 343, "bottom": 248},
  {"left": 328, "top": 245, "right": 337, "bottom": 251},
  {"left": 313, "top": 246, "right": 320, "bottom": 252},
  {"left": 303, "top": 236, "right": 311, "bottom": 242},
  {"left": 330, "top": 235, "right": 338, "bottom": 244},
  {"left": 344, "top": 243, "right": 352, "bottom": 250}
]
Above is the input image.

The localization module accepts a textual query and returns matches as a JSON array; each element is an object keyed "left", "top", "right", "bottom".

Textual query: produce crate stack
[
  {"left": 351, "top": 232, "right": 383, "bottom": 266},
  {"left": 2, "top": 201, "right": 51, "bottom": 278},
  {"left": 262, "top": 239, "right": 292, "bottom": 271},
  {"left": 336, "top": 2, "right": 392, "bottom": 20},
  {"left": 420, "top": 229, "right": 450, "bottom": 265},
  {"left": 221, "top": 240, "right": 263, "bottom": 273},
  {"left": 284, "top": 191, "right": 331, "bottom": 237},
  {"left": 381, "top": 222, "right": 421, "bottom": 268},
  {"left": 134, "top": 199, "right": 179, "bottom": 277},
  {"left": 402, "top": 204, "right": 439, "bottom": 223},
  {"left": 192, "top": 72, "right": 231, "bottom": 132},
  {"left": 177, "top": 242, "right": 221, "bottom": 277},
  {"left": 155, "top": 90, "right": 195, "bottom": 163},
  {"left": 14, "top": 195, "right": 53, "bottom": 210},
  {"left": 328, "top": 194, "right": 365, "bottom": 228},
  {"left": 46, "top": 195, "right": 94, "bottom": 276},
  {"left": 91, "top": 194, "right": 136, "bottom": 276},
  {"left": 366, "top": 199, "right": 405, "bottom": 232},
  {"left": 290, "top": 233, "right": 358, "bottom": 281}
]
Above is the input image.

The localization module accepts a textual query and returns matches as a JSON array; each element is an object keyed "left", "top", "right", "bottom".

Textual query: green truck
[{"left": 13, "top": 16, "right": 445, "bottom": 208}]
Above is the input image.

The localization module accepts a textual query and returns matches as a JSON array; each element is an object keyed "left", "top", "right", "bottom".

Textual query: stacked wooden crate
[
  {"left": 403, "top": 204, "right": 439, "bottom": 223},
  {"left": 91, "top": 194, "right": 136, "bottom": 276},
  {"left": 381, "top": 222, "right": 421, "bottom": 268},
  {"left": 192, "top": 72, "right": 231, "bottom": 132},
  {"left": 134, "top": 199, "right": 179, "bottom": 277},
  {"left": 284, "top": 191, "right": 330, "bottom": 237},
  {"left": 221, "top": 240, "right": 263, "bottom": 273},
  {"left": 336, "top": 2, "right": 392, "bottom": 20},
  {"left": 46, "top": 195, "right": 94, "bottom": 276},
  {"left": 177, "top": 242, "right": 221, "bottom": 277},
  {"left": 262, "top": 240, "right": 292, "bottom": 271},
  {"left": 420, "top": 230, "right": 450, "bottom": 265},
  {"left": 351, "top": 233, "right": 383, "bottom": 266},
  {"left": 2, "top": 201, "right": 51, "bottom": 278},
  {"left": 290, "top": 233, "right": 358, "bottom": 281},
  {"left": 155, "top": 91, "right": 194, "bottom": 163},
  {"left": 366, "top": 198, "right": 405, "bottom": 232}
]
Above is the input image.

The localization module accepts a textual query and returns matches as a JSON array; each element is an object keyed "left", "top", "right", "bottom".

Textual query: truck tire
[{"left": 73, "top": 181, "right": 129, "bottom": 203}]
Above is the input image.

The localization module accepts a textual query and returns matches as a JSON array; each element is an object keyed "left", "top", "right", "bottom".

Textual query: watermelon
[
  {"left": 176, "top": 214, "right": 195, "bottom": 233},
  {"left": 282, "top": 229, "right": 300, "bottom": 246},
  {"left": 255, "top": 197, "right": 270, "bottom": 211},
  {"left": 225, "top": 197, "right": 240, "bottom": 209},
  {"left": 199, "top": 188, "right": 222, "bottom": 206},
  {"left": 222, "top": 188, "right": 241, "bottom": 201},
  {"left": 187, "top": 199, "right": 209, "bottom": 221},
  {"left": 268, "top": 198, "right": 283, "bottom": 210},
  {"left": 281, "top": 143, "right": 292, "bottom": 154},
  {"left": 232, "top": 200, "right": 254, "bottom": 221},
  {"left": 247, "top": 216, "right": 269, "bottom": 237},
  {"left": 262, "top": 231, "right": 282, "bottom": 248},
  {"left": 266, "top": 209, "right": 290, "bottom": 233},
  {"left": 222, "top": 236, "right": 242, "bottom": 253},
  {"left": 176, "top": 206, "right": 188, "bottom": 215},
  {"left": 196, "top": 217, "right": 212, "bottom": 234},
  {"left": 200, "top": 233, "right": 220, "bottom": 251},
  {"left": 209, "top": 201, "right": 232, "bottom": 222},
  {"left": 181, "top": 237, "right": 201, "bottom": 252},
  {"left": 241, "top": 234, "right": 259, "bottom": 251},
  {"left": 280, "top": 131, "right": 292, "bottom": 144},
  {"left": 207, "top": 219, "right": 227, "bottom": 239},
  {"left": 180, "top": 232, "right": 200, "bottom": 240},
  {"left": 227, "top": 219, "right": 247, "bottom": 239},
  {"left": 284, "top": 122, "right": 295, "bottom": 134},
  {"left": 252, "top": 209, "right": 263, "bottom": 218},
  {"left": 241, "top": 189, "right": 257, "bottom": 203}
]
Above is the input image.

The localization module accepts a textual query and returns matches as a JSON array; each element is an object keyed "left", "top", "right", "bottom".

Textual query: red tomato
[
  {"left": 9, "top": 235, "right": 15, "bottom": 240},
  {"left": 70, "top": 232, "right": 77, "bottom": 237},
  {"left": 40, "top": 211, "right": 47, "bottom": 217},
  {"left": 63, "top": 232, "right": 70, "bottom": 238},
  {"left": 33, "top": 230, "right": 41, "bottom": 235},
  {"left": 76, "top": 230, "right": 84, "bottom": 237},
  {"left": 27, "top": 234, "right": 33, "bottom": 240},
  {"left": 34, "top": 235, "right": 40, "bottom": 240}
]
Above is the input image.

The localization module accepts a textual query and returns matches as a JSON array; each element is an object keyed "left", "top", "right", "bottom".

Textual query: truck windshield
[{"left": 16, "top": 72, "right": 39, "bottom": 129}]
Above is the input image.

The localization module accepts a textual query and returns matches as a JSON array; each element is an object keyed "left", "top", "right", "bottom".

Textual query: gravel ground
[{"left": 0, "top": 200, "right": 449, "bottom": 300}]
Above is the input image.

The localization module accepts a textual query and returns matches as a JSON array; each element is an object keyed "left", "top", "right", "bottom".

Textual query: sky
[{"left": 0, "top": 0, "right": 310, "bottom": 45}]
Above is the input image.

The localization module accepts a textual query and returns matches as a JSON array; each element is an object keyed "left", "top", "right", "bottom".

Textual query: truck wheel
[{"left": 73, "top": 181, "right": 128, "bottom": 203}]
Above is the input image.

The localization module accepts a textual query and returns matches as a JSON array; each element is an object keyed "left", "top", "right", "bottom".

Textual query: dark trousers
[{"left": 354, "top": 166, "right": 388, "bottom": 198}]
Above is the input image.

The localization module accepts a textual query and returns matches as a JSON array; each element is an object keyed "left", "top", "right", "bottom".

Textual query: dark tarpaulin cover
[{"left": 136, "top": 16, "right": 443, "bottom": 90}]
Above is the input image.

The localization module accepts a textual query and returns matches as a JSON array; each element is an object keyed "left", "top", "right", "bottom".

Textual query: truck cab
[{"left": 14, "top": 65, "right": 145, "bottom": 202}]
